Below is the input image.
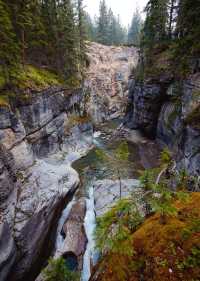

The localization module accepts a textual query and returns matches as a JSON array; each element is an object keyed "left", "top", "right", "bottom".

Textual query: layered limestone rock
[
  {"left": 85, "top": 42, "right": 138, "bottom": 124},
  {"left": 157, "top": 73, "right": 200, "bottom": 176},
  {"left": 0, "top": 87, "right": 93, "bottom": 281},
  {"left": 126, "top": 67, "right": 200, "bottom": 176}
]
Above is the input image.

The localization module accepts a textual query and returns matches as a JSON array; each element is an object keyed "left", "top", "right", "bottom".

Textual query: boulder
[
  {"left": 93, "top": 179, "right": 140, "bottom": 217},
  {"left": 56, "top": 198, "right": 87, "bottom": 271}
]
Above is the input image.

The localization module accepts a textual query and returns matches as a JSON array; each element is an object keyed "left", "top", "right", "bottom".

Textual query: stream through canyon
[{"left": 51, "top": 120, "right": 161, "bottom": 281}]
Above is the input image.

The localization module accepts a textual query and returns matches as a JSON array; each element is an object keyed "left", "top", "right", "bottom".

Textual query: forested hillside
[
  {"left": 139, "top": 0, "right": 200, "bottom": 77},
  {"left": 0, "top": 0, "right": 88, "bottom": 91}
]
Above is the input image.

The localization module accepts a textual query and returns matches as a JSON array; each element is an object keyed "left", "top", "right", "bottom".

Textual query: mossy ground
[
  {"left": 11, "top": 65, "right": 64, "bottom": 90},
  {"left": 0, "top": 95, "right": 10, "bottom": 107},
  {"left": 0, "top": 64, "right": 81, "bottom": 107},
  {"left": 92, "top": 193, "right": 200, "bottom": 281}
]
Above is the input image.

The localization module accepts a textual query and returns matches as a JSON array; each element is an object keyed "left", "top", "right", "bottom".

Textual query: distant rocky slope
[{"left": 85, "top": 42, "right": 138, "bottom": 124}]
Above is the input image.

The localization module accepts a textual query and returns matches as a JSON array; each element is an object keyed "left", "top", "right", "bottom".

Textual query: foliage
[
  {"left": 115, "top": 142, "right": 129, "bottom": 161},
  {"left": 11, "top": 65, "right": 63, "bottom": 90},
  {"left": 0, "top": 0, "right": 88, "bottom": 88},
  {"left": 139, "top": 170, "right": 154, "bottom": 191},
  {"left": 43, "top": 257, "right": 79, "bottom": 281},
  {"left": 160, "top": 148, "right": 172, "bottom": 166},
  {"left": 96, "top": 0, "right": 127, "bottom": 46},
  {"left": 139, "top": 0, "right": 200, "bottom": 77},
  {"left": 150, "top": 183, "right": 178, "bottom": 224},
  {"left": 95, "top": 198, "right": 143, "bottom": 255},
  {"left": 92, "top": 193, "right": 200, "bottom": 281},
  {"left": 128, "top": 8, "right": 142, "bottom": 46},
  {"left": 0, "top": 0, "right": 19, "bottom": 84}
]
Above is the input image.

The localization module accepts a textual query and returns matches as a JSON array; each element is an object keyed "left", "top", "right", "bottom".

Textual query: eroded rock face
[
  {"left": 0, "top": 222, "right": 16, "bottom": 281},
  {"left": 127, "top": 65, "right": 200, "bottom": 176},
  {"left": 157, "top": 73, "right": 200, "bottom": 176},
  {"left": 85, "top": 42, "right": 138, "bottom": 124},
  {"left": 126, "top": 81, "right": 167, "bottom": 137},
  {"left": 0, "top": 87, "right": 93, "bottom": 281}
]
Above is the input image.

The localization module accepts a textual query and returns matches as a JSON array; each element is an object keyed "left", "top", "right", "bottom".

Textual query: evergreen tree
[
  {"left": 176, "top": 0, "right": 200, "bottom": 57},
  {"left": 77, "top": 0, "right": 88, "bottom": 79},
  {"left": 0, "top": 0, "right": 19, "bottom": 83},
  {"left": 97, "top": 0, "right": 109, "bottom": 45},
  {"left": 128, "top": 8, "right": 142, "bottom": 45},
  {"left": 58, "top": 0, "right": 78, "bottom": 81},
  {"left": 143, "top": 0, "right": 168, "bottom": 48},
  {"left": 84, "top": 12, "right": 96, "bottom": 42}
]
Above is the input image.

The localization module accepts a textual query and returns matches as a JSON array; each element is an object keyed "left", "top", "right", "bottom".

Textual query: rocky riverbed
[{"left": 0, "top": 43, "right": 139, "bottom": 281}]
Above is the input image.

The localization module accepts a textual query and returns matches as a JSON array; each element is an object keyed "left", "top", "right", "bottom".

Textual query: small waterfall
[
  {"left": 55, "top": 199, "right": 75, "bottom": 256},
  {"left": 81, "top": 186, "right": 97, "bottom": 281}
]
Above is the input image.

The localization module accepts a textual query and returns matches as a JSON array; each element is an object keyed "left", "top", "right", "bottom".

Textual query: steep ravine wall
[
  {"left": 0, "top": 87, "right": 93, "bottom": 281},
  {"left": 85, "top": 42, "right": 138, "bottom": 124},
  {"left": 126, "top": 70, "right": 200, "bottom": 178}
]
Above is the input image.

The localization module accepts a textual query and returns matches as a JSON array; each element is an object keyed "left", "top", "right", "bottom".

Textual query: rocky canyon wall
[
  {"left": 0, "top": 43, "right": 139, "bottom": 281},
  {"left": 0, "top": 86, "right": 93, "bottom": 281},
  {"left": 85, "top": 42, "right": 138, "bottom": 124},
  {"left": 126, "top": 62, "right": 200, "bottom": 177}
]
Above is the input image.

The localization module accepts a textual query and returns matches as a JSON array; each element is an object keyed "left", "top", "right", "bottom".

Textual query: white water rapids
[
  {"left": 55, "top": 199, "right": 75, "bottom": 257},
  {"left": 81, "top": 186, "right": 97, "bottom": 281}
]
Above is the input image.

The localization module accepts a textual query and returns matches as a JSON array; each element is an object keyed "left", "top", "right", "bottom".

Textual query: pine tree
[
  {"left": 0, "top": 0, "right": 19, "bottom": 83},
  {"left": 77, "top": 0, "right": 88, "bottom": 80},
  {"left": 143, "top": 0, "right": 168, "bottom": 48},
  {"left": 97, "top": 0, "right": 109, "bottom": 45},
  {"left": 176, "top": 0, "right": 200, "bottom": 57},
  {"left": 128, "top": 8, "right": 142, "bottom": 45},
  {"left": 84, "top": 12, "right": 96, "bottom": 42},
  {"left": 57, "top": 0, "right": 78, "bottom": 82}
]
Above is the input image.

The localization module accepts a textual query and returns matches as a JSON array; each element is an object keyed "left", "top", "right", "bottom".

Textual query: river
[{"left": 55, "top": 120, "right": 161, "bottom": 281}]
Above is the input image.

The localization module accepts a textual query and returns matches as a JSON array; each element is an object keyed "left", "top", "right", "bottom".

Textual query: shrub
[
  {"left": 43, "top": 257, "right": 79, "bottom": 281},
  {"left": 95, "top": 198, "right": 143, "bottom": 255}
]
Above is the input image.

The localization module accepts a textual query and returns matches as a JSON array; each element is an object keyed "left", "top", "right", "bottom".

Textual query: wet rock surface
[{"left": 58, "top": 199, "right": 87, "bottom": 270}]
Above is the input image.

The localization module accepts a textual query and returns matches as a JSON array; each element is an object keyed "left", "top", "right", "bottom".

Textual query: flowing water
[{"left": 55, "top": 120, "right": 161, "bottom": 281}]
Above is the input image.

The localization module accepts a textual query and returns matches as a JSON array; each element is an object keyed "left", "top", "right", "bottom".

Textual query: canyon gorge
[{"left": 0, "top": 40, "right": 199, "bottom": 281}]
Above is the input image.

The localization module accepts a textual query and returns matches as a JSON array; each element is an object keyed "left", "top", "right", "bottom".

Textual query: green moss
[
  {"left": 0, "top": 95, "right": 9, "bottom": 107},
  {"left": 93, "top": 193, "right": 200, "bottom": 281},
  {"left": 185, "top": 106, "right": 200, "bottom": 129},
  {"left": 11, "top": 65, "right": 64, "bottom": 90},
  {"left": 0, "top": 66, "right": 6, "bottom": 89},
  {"left": 115, "top": 142, "right": 129, "bottom": 161}
]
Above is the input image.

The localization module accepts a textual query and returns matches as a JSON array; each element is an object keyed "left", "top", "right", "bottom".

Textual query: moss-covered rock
[{"left": 90, "top": 193, "right": 200, "bottom": 281}]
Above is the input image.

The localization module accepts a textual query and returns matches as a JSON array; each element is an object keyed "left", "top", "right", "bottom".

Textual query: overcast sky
[{"left": 84, "top": 0, "right": 148, "bottom": 27}]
